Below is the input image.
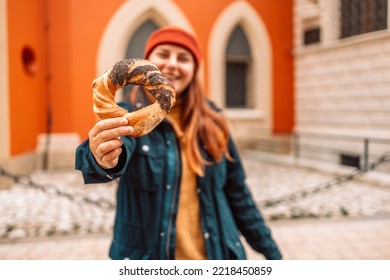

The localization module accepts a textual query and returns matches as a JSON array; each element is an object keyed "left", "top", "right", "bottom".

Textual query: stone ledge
[{"left": 35, "top": 133, "right": 81, "bottom": 170}]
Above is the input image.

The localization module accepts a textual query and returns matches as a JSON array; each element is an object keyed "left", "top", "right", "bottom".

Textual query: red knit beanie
[{"left": 144, "top": 26, "right": 202, "bottom": 65}]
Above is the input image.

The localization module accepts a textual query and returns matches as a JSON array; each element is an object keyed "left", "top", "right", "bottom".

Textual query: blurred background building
[
  {"left": 294, "top": 0, "right": 390, "bottom": 172},
  {"left": 1, "top": 0, "right": 390, "bottom": 186},
  {"left": 0, "top": 0, "right": 294, "bottom": 180}
]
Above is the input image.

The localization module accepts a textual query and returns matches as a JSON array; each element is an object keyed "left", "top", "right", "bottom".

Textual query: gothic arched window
[
  {"left": 225, "top": 25, "right": 252, "bottom": 108},
  {"left": 124, "top": 20, "right": 159, "bottom": 98},
  {"left": 126, "top": 19, "right": 159, "bottom": 58}
]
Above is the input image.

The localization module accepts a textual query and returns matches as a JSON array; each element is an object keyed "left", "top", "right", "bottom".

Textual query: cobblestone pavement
[
  {"left": 0, "top": 217, "right": 389, "bottom": 260},
  {"left": 0, "top": 151, "right": 389, "bottom": 259}
]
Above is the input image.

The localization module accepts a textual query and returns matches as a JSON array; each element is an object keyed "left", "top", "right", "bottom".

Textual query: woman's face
[{"left": 148, "top": 44, "right": 195, "bottom": 95}]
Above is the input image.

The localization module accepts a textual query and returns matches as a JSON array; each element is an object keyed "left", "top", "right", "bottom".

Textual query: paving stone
[{"left": 0, "top": 153, "right": 389, "bottom": 241}]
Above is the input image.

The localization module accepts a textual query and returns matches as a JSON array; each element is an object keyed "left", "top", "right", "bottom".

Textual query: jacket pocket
[
  {"left": 127, "top": 143, "right": 165, "bottom": 191},
  {"left": 109, "top": 221, "right": 155, "bottom": 260}
]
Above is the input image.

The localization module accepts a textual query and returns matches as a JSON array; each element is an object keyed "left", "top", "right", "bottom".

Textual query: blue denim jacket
[{"left": 75, "top": 101, "right": 282, "bottom": 260}]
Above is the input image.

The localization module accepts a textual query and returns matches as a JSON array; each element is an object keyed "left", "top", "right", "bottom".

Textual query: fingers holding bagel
[
  {"left": 89, "top": 118, "right": 133, "bottom": 139},
  {"left": 95, "top": 140, "right": 123, "bottom": 169},
  {"left": 88, "top": 118, "right": 134, "bottom": 169}
]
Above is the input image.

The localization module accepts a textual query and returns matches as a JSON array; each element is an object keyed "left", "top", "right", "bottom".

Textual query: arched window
[
  {"left": 225, "top": 25, "right": 252, "bottom": 108},
  {"left": 123, "top": 20, "right": 159, "bottom": 98},
  {"left": 125, "top": 19, "right": 159, "bottom": 58}
]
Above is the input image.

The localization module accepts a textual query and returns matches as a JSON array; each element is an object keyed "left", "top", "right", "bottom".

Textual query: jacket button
[
  {"left": 136, "top": 102, "right": 143, "bottom": 109},
  {"left": 235, "top": 242, "right": 241, "bottom": 247},
  {"left": 204, "top": 232, "right": 210, "bottom": 239},
  {"left": 166, "top": 185, "right": 172, "bottom": 190},
  {"left": 160, "top": 232, "right": 165, "bottom": 237},
  {"left": 141, "top": 145, "right": 150, "bottom": 152}
]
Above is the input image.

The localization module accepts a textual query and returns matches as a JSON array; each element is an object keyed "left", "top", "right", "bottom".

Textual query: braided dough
[{"left": 92, "top": 58, "right": 176, "bottom": 137}]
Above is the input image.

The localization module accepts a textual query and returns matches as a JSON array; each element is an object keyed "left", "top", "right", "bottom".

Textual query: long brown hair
[
  {"left": 179, "top": 75, "right": 231, "bottom": 176},
  {"left": 130, "top": 73, "right": 231, "bottom": 176}
]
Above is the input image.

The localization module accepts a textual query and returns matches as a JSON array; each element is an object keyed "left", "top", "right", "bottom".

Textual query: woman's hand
[{"left": 88, "top": 117, "right": 134, "bottom": 169}]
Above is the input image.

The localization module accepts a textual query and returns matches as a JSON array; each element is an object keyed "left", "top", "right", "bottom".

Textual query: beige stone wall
[
  {"left": 294, "top": 0, "right": 390, "bottom": 167},
  {"left": 0, "top": 0, "right": 10, "bottom": 161},
  {"left": 35, "top": 133, "right": 81, "bottom": 170},
  {"left": 0, "top": 133, "right": 80, "bottom": 189},
  {"left": 0, "top": 0, "right": 10, "bottom": 188}
]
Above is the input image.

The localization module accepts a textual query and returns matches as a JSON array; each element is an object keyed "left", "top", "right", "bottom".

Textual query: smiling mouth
[
  {"left": 163, "top": 72, "right": 178, "bottom": 79},
  {"left": 165, "top": 76, "right": 179, "bottom": 82}
]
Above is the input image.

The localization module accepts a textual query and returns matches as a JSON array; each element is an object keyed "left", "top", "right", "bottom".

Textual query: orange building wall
[
  {"left": 47, "top": 0, "right": 124, "bottom": 138},
  {"left": 7, "top": 0, "right": 48, "bottom": 155},
  {"left": 175, "top": 0, "right": 294, "bottom": 134},
  {"left": 7, "top": 0, "right": 293, "bottom": 156},
  {"left": 250, "top": 0, "right": 294, "bottom": 133},
  {"left": 68, "top": 0, "right": 125, "bottom": 137}
]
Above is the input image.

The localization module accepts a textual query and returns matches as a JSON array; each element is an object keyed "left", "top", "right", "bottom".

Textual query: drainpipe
[{"left": 42, "top": 0, "right": 52, "bottom": 171}]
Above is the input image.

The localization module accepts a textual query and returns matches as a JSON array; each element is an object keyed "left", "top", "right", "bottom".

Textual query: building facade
[
  {"left": 2, "top": 0, "right": 389, "bottom": 181},
  {"left": 0, "top": 0, "right": 294, "bottom": 178},
  {"left": 294, "top": 0, "right": 390, "bottom": 171}
]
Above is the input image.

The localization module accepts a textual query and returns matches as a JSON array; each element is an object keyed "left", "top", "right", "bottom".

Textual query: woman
[{"left": 76, "top": 26, "right": 282, "bottom": 260}]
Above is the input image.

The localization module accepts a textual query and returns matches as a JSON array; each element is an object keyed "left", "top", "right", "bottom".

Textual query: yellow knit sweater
[{"left": 166, "top": 102, "right": 207, "bottom": 260}]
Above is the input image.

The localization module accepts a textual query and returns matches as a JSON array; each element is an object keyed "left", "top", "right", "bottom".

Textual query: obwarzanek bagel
[{"left": 92, "top": 58, "right": 176, "bottom": 137}]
